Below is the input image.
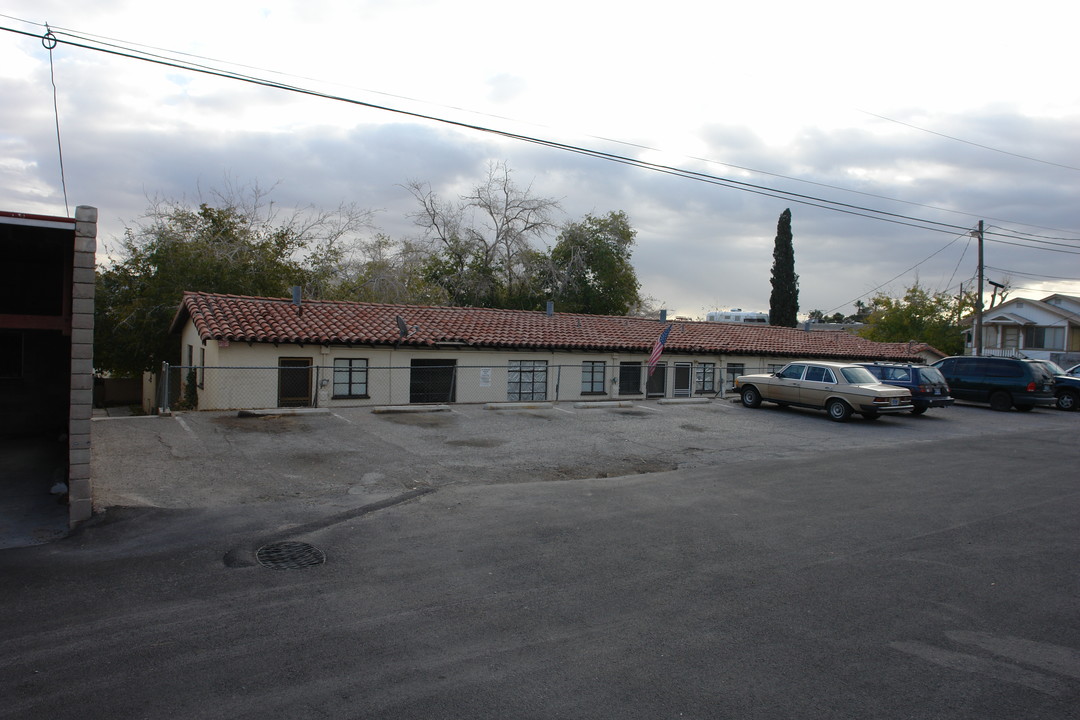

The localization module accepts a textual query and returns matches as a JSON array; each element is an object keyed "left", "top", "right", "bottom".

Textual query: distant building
[
  {"left": 165, "top": 292, "right": 943, "bottom": 411},
  {"left": 963, "top": 293, "right": 1080, "bottom": 365},
  {"left": 705, "top": 308, "right": 769, "bottom": 325}
]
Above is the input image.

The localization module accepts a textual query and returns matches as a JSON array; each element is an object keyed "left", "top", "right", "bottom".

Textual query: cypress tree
[{"left": 768, "top": 208, "right": 799, "bottom": 327}]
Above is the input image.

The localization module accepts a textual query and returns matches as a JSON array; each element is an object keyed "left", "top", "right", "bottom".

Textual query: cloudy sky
[{"left": 2, "top": 1, "right": 1079, "bottom": 318}]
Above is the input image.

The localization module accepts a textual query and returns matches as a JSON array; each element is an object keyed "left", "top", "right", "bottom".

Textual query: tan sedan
[{"left": 735, "top": 361, "right": 914, "bottom": 422}]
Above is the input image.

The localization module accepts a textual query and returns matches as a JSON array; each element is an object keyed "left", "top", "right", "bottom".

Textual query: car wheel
[
  {"left": 740, "top": 386, "right": 762, "bottom": 408},
  {"left": 1057, "top": 389, "right": 1078, "bottom": 411},
  {"left": 862, "top": 411, "right": 880, "bottom": 421},
  {"left": 989, "top": 391, "right": 1012, "bottom": 411},
  {"left": 910, "top": 406, "right": 927, "bottom": 415},
  {"left": 826, "top": 399, "right": 852, "bottom": 422}
]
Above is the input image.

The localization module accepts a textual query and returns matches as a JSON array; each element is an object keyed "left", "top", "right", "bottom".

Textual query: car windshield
[
  {"left": 840, "top": 366, "right": 877, "bottom": 384},
  {"left": 918, "top": 366, "right": 947, "bottom": 384}
]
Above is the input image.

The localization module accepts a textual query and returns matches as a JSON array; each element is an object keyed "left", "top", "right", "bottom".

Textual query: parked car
[
  {"left": 735, "top": 361, "right": 913, "bottom": 422},
  {"left": 1065, "top": 363, "right": 1080, "bottom": 377},
  {"left": 857, "top": 362, "right": 954, "bottom": 415},
  {"left": 931, "top": 356, "right": 1056, "bottom": 411},
  {"left": 1027, "top": 359, "right": 1080, "bottom": 411}
]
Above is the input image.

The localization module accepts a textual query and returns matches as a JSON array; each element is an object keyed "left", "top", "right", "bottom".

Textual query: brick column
[{"left": 69, "top": 205, "right": 97, "bottom": 526}]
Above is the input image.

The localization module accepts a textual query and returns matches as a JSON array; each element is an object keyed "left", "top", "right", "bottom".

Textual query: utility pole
[{"left": 973, "top": 220, "right": 984, "bottom": 356}]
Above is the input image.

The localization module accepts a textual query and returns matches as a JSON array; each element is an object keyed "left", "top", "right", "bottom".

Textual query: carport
[{"left": 0, "top": 207, "right": 97, "bottom": 547}]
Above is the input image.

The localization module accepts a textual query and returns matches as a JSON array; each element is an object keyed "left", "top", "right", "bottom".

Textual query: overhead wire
[
  {"left": 823, "top": 228, "right": 975, "bottom": 315},
  {"left": 1, "top": 22, "right": 990, "bottom": 238},
  {"left": 42, "top": 25, "right": 68, "bottom": 216},
  {"left": 859, "top": 109, "right": 1080, "bottom": 174},
  {"left": 4, "top": 19, "right": 1078, "bottom": 307},
  {"left": 985, "top": 267, "right": 1080, "bottom": 282},
  {"left": 27, "top": 18, "right": 1080, "bottom": 243},
  {"left": 9, "top": 21, "right": 1077, "bottom": 248}
]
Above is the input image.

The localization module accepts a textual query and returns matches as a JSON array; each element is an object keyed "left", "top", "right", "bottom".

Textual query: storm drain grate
[{"left": 256, "top": 541, "right": 326, "bottom": 570}]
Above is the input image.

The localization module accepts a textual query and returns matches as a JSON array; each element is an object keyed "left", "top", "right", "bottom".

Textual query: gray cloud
[{"left": 2, "top": 9, "right": 1078, "bottom": 318}]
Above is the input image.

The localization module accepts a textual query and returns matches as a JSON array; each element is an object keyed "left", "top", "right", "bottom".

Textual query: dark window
[
  {"left": 619, "top": 362, "right": 642, "bottom": 394},
  {"left": 581, "top": 361, "right": 606, "bottom": 394},
  {"left": 778, "top": 364, "right": 805, "bottom": 380},
  {"left": 918, "top": 367, "right": 946, "bottom": 384},
  {"left": 953, "top": 359, "right": 988, "bottom": 376},
  {"left": 646, "top": 363, "right": 666, "bottom": 397},
  {"left": 805, "top": 366, "right": 829, "bottom": 382},
  {"left": 278, "top": 358, "right": 313, "bottom": 408},
  {"left": 0, "top": 333, "right": 22, "bottom": 378},
  {"left": 333, "top": 358, "right": 368, "bottom": 398},
  {"left": 1023, "top": 326, "right": 1064, "bottom": 350},
  {"left": 410, "top": 359, "right": 456, "bottom": 403},
  {"left": 986, "top": 360, "right": 1022, "bottom": 378}
]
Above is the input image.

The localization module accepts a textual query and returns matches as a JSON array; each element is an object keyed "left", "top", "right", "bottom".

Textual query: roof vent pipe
[
  {"left": 546, "top": 300, "right": 554, "bottom": 317},
  {"left": 660, "top": 309, "right": 667, "bottom": 322},
  {"left": 291, "top": 286, "right": 302, "bottom": 305}
]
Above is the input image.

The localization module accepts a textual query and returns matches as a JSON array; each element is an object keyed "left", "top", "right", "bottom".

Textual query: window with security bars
[
  {"left": 581, "top": 361, "right": 606, "bottom": 394},
  {"left": 725, "top": 363, "right": 745, "bottom": 388},
  {"left": 333, "top": 358, "right": 368, "bottom": 398},
  {"left": 508, "top": 360, "right": 547, "bottom": 401},
  {"left": 619, "top": 362, "right": 642, "bottom": 394},
  {"left": 695, "top": 363, "right": 715, "bottom": 393}
]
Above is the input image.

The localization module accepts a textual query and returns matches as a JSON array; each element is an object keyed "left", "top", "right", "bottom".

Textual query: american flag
[{"left": 647, "top": 324, "right": 673, "bottom": 377}]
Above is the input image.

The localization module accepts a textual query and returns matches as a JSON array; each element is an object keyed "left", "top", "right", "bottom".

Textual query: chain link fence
[{"left": 156, "top": 361, "right": 782, "bottom": 412}]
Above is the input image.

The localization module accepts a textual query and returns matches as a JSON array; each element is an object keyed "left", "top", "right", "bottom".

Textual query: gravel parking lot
[{"left": 91, "top": 398, "right": 1078, "bottom": 511}]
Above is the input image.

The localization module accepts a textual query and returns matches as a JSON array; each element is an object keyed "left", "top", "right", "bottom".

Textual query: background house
[
  {"left": 167, "top": 292, "right": 943, "bottom": 412},
  {"left": 965, "top": 294, "right": 1080, "bottom": 366}
]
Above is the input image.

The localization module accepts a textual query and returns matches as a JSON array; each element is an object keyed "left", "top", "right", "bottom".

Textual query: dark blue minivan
[{"left": 931, "top": 356, "right": 1056, "bottom": 411}]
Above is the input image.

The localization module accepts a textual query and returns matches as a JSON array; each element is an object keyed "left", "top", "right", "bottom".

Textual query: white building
[
  {"left": 965, "top": 294, "right": 1080, "bottom": 365},
  {"left": 705, "top": 309, "right": 769, "bottom": 325}
]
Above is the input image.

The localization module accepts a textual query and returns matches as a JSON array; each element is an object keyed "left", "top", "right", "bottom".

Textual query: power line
[
  {"left": 7, "top": 20, "right": 1079, "bottom": 252},
  {"left": 5, "top": 19, "right": 1078, "bottom": 311},
  {"left": 42, "top": 26, "right": 68, "bottom": 216},
  {"left": 823, "top": 229, "right": 974, "bottom": 315},
  {"left": 2, "top": 23, "right": 983, "bottom": 238},
  {"left": 859, "top": 109, "right": 1080, "bottom": 173},
  {"left": 985, "top": 266, "right": 1080, "bottom": 281},
  {"left": 18, "top": 14, "right": 1072, "bottom": 238}
]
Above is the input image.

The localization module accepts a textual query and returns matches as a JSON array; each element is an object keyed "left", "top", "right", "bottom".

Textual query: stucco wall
[{"left": 172, "top": 316, "right": 843, "bottom": 410}]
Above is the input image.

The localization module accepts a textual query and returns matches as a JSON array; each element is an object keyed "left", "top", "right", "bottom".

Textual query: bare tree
[{"left": 406, "top": 161, "right": 561, "bottom": 306}]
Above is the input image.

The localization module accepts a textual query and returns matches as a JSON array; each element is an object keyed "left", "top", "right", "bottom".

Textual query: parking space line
[
  {"left": 174, "top": 415, "right": 196, "bottom": 437},
  {"left": 555, "top": 406, "right": 575, "bottom": 414},
  {"left": 331, "top": 412, "right": 353, "bottom": 424},
  {"left": 636, "top": 405, "right": 664, "bottom": 413}
]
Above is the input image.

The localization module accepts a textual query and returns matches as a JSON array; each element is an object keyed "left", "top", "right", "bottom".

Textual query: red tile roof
[{"left": 172, "top": 291, "right": 938, "bottom": 361}]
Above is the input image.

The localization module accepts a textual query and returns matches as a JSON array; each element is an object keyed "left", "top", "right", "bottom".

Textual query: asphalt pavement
[{"left": 1, "top": 400, "right": 1079, "bottom": 719}]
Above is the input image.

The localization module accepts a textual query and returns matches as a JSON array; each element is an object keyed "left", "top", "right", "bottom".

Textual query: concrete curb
[
  {"left": 657, "top": 398, "right": 713, "bottom": 405},
  {"left": 371, "top": 405, "right": 452, "bottom": 414},
  {"left": 237, "top": 408, "right": 333, "bottom": 417}
]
